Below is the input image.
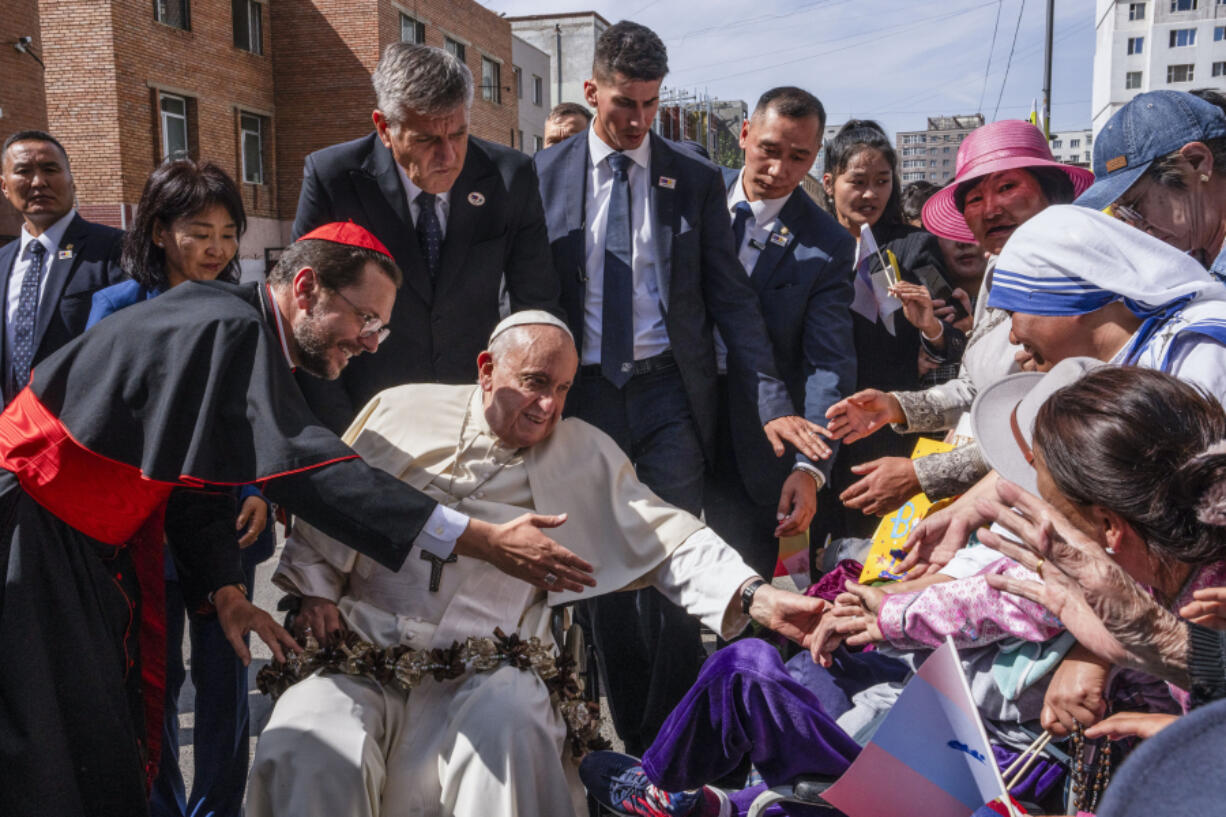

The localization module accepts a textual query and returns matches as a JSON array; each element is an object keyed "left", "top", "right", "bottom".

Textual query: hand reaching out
[
  {"left": 236, "top": 495, "right": 269, "bottom": 548},
  {"left": 825, "top": 389, "right": 905, "bottom": 444},
  {"left": 1179, "top": 587, "right": 1226, "bottom": 630}
]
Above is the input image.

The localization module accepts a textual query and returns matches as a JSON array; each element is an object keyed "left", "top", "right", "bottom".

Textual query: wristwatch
[
  {"left": 207, "top": 583, "right": 249, "bottom": 607},
  {"left": 1188, "top": 621, "right": 1226, "bottom": 708},
  {"left": 741, "top": 578, "right": 767, "bottom": 615}
]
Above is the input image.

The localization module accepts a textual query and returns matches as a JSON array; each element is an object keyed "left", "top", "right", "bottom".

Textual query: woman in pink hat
[{"left": 824, "top": 120, "right": 1092, "bottom": 538}]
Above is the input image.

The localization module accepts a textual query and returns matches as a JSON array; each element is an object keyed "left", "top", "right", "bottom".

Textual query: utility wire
[
  {"left": 992, "top": 0, "right": 1027, "bottom": 120},
  {"left": 978, "top": 0, "right": 1004, "bottom": 113}
]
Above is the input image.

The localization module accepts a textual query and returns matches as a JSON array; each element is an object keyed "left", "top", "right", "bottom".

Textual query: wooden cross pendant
[{"left": 420, "top": 551, "right": 458, "bottom": 592}]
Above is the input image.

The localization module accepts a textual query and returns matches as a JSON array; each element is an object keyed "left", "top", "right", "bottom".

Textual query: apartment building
[
  {"left": 896, "top": 114, "right": 985, "bottom": 184},
  {"left": 1092, "top": 0, "right": 1226, "bottom": 133}
]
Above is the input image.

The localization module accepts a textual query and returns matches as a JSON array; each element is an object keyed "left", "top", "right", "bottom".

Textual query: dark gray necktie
[
  {"left": 10, "top": 241, "right": 45, "bottom": 396},
  {"left": 731, "top": 200, "right": 754, "bottom": 251},
  {"left": 415, "top": 191, "right": 442, "bottom": 279},
  {"left": 601, "top": 152, "right": 634, "bottom": 387}
]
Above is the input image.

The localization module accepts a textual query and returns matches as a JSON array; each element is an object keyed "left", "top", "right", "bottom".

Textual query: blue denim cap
[{"left": 1076, "top": 90, "right": 1226, "bottom": 211}]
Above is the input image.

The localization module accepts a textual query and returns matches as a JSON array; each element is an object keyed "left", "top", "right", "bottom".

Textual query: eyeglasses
[{"left": 331, "top": 288, "right": 391, "bottom": 345}]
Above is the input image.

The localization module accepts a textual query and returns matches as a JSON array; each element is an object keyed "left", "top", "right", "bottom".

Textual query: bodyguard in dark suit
[
  {"left": 534, "top": 22, "right": 831, "bottom": 755},
  {"left": 0, "top": 130, "right": 124, "bottom": 405},
  {"left": 291, "top": 43, "right": 560, "bottom": 433},
  {"left": 707, "top": 89, "right": 857, "bottom": 584}
]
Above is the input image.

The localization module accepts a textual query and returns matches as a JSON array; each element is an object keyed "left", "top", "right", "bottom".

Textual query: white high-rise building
[
  {"left": 1048, "top": 128, "right": 1095, "bottom": 166},
  {"left": 1092, "top": 0, "right": 1226, "bottom": 135}
]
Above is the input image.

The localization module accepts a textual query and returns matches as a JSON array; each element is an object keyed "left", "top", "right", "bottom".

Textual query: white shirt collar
[
  {"left": 399, "top": 165, "right": 451, "bottom": 211},
  {"left": 588, "top": 126, "right": 651, "bottom": 171},
  {"left": 19, "top": 208, "right": 77, "bottom": 258},
  {"left": 727, "top": 170, "right": 788, "bottom": 228}
]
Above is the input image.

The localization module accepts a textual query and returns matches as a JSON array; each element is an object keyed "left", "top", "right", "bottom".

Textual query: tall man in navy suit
[
  {"left": 291, "top": 43, "right": 560, "bottom": 433},
  {"left": 0, "top": 130, "right": 124, "bottom": 406},
  {"left": 708, "top": 88, "right": 856, "bottom": 584},
  {"left": 534, "top": 22, "right": 831, "bottom": 754}
]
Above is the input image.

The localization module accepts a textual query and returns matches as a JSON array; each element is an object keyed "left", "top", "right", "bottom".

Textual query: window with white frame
[
  {"left": 1129, "top": 2, "right": 1146, "bottom": 18},
  {"left": 1070, "top": 138, "right": 1080, "bottom": 148},
  {"left": 481, "top": 57, "right": 501, "bottom": 103},
  {"left": 1167, "top": 63, "right": 1195, "bottom": 82},
  {"left": 155, "top": 0, "right": 190, "bottom": 29},
  {"left": 1215, "top": 26, "right": 1225, "bottom": 41},
  {"left": 513, "top": 65, "right": 523, "bottom": 98},
  {"left": 533, "top": 135, "right": 544, "bottom": 153},
  {"left": 232, "top": 0, "right": 262, "bottom": 54},
  {"left": 1052, "top": 139, "right": 1063, "bottom": 149},
  {"left": 1127, "top": 36, "right": 1144, "bottom": 54},
  {"left": 532, "top": 75, "right": 543, "bottom": 106},
  {"left": 445, "top": 37, "right": 466, "bottom": 63},
  {"left": 240, "top": 113, "right": 264, "bottom": 184},
  {"left": 1214, "top": 61, "right": 1226, "bottom": 77},
  {"left": 1170, "top": 0, "right": 1197, "bottom": 9},
  {"left": 1170, "top": 28, "right": 1197, "bottom": 47},
  {"left": 1125, "top": 70, "right": 1143, "bottom": 89},
  {"left": 160, "top": 93, "right": 190, "bottom": 160},
  {"left": 400, "top": 13, "right": 424, "bottom": 44}
]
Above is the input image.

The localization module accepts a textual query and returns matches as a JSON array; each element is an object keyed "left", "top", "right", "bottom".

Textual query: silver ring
[{"left": 544, "top": 571, "right": 559, "bottom": 585}]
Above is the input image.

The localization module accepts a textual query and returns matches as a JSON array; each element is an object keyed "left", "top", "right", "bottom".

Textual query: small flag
[
  {"left": 850, "top": 224, "right": 902, "bottom": 334},
  {"left": 658, "top": 176, "right": 677, "bottom": 189},
  {"left": 822, "top": 638, "right": 1018, "bottom": 817}
]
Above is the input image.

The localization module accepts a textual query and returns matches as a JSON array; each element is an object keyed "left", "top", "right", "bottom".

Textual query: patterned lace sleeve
[
  {"left": 876, "top": 557, "right": 1064, "bottom": 650},
  {"left": 914, "top": 441, "right": 991, "bottom": 501},
  {"left": 891, "top": 372, "right": 977, "bottom": 433}
]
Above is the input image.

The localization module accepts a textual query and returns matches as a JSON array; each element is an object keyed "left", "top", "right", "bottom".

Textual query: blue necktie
[
  {"left": 731, "top": 200, "right": 753, "bottom": 251},
  {"left": 415, "top": 191, "right": 443, "bottom": 279},
  {"left": 602, "top": 152, "right": 635, "bottom": 388},
  {"left": 10, "top": 241, "right": 45, "bottom": 396}
]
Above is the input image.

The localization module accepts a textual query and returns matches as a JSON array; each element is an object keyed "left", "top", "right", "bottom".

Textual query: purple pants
[{"left": 641, "top": 639, "right": 863, "bottom": 816}]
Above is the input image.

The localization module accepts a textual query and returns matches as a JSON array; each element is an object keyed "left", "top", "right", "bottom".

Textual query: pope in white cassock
[{"left": 246, "top": 311, "right": 830, "bottom": 817}]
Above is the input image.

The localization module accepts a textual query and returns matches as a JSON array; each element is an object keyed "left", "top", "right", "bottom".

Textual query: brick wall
[
  {"left": 20, "top": 0, "right": 515, "bottom": 241},
  {"left": 110, "top": 0, "right": 279, "bottom": 219},
  {"left": 1, "top": 1, "right": 49, "bottom": 238}
]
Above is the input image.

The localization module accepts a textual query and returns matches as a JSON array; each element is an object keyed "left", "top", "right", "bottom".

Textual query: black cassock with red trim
[{"left": 0, "top": 280, "right": 437, "bottom": 816}]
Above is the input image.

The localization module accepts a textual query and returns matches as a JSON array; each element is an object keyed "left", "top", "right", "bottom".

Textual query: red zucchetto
[{"left": 296, "top": 221, "right": 394, "bottom": 259}]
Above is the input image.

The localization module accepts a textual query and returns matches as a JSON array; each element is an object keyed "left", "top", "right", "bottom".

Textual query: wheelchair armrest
[{"left": 791, "top": 773, "right": 838, "bottom": 804}]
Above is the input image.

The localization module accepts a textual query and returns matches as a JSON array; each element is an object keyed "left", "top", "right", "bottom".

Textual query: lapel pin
[
  {"left": 749, "top": 238, "right": 767, "bottom": 251},
  {"left": 770, "top": 232, "right": 789, "bottom": 247},
  {"left": 658, "top": 176, "right": 676, "bottom": 189},
  {"left": 467, "top": 191, "right": 486, "bottom": 206},
  {"left": 780, "top": 226, "right": 790, "bottom": 236},
  {"left": 57, "top": 249, "right": 74, "bottom": 260}
]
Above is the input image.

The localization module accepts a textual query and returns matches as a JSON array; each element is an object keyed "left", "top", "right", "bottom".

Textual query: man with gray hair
[
  {"left": 247, "top": 311, "right": 829, "bottom": 817},
  {"left": 292, "top": 43, "right": 560, "bottom": 434}
]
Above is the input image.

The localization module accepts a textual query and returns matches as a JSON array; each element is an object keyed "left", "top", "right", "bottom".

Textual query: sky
[{"left": 480, "top": 0, "right": 1098, "bottom": 138}]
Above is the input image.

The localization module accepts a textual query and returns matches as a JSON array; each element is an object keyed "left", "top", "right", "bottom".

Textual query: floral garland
[{"left": 256, "top": 628, "right": 610, "bottom": 759}]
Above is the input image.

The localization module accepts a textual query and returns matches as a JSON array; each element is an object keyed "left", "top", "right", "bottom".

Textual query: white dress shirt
[
  {"left": 399, "top": 165, "right": 451, "bottom": 237},
  {"left": 581, "top": 128, "right": 670, "bottom": 366},
  {"left": 715, "top": 172, "right": 788, "bottom": 372},
  {"left": 8, "top": 208, "right": 76, "bottom": 360}
]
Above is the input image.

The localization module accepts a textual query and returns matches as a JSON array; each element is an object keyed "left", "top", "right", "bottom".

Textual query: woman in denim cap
[{"left": 1079, "top": 89, "right": 1226, "bottom": 282}]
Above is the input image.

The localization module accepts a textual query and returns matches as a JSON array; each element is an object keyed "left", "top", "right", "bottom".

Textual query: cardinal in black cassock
[{"left": 0, "top": 225, "right": 440, "bottom": 816}]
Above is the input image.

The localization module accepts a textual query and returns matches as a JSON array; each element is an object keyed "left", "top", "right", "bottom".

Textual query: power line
[
  {"left": 978, "top": 0, "right": 1004, "bottom": 113},
  {"left": 678, "top": 0, "right": 997, "bottom": 87},
  {"left": 992, "top": 0, "right": 1027, "bottom": 120}
]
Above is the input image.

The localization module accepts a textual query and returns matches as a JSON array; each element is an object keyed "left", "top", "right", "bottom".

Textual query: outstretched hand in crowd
[
  {"left": 841, "top": 456, "right": 920, "bottom": 516},
  {"left": 825, "top": 389, "right": 905, "bottom": 444}
]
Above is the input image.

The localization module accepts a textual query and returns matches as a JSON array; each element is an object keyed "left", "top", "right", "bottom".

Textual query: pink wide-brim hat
[{"left": 921, "top": 120, "right": 1096, "bottom": 244}]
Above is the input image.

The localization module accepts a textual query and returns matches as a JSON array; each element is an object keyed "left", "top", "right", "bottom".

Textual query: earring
[
  {"left": 1201, "top": 173, "right": 1211, "bottom": 183},
  {"left": 1104, "top": 546, "right": 1117, "bottom": 556}
]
